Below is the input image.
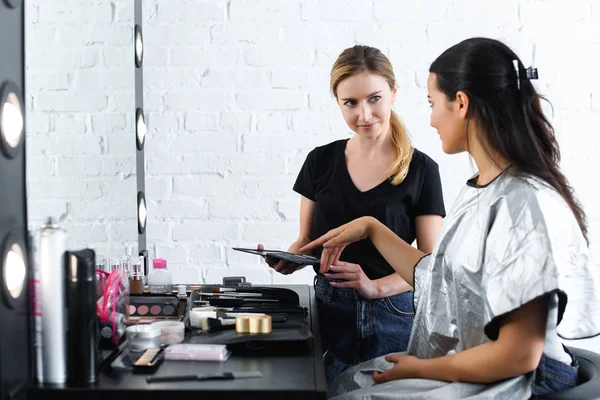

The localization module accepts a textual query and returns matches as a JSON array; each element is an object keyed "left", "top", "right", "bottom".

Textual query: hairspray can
[
  {"left": 66, "top": 249, "right": 98, "bottom": 385},
  {"left": 34, "top": 217, "right": 67, "bottom": 384}
]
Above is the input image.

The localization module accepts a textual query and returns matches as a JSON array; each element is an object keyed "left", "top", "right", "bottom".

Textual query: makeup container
[
  {"left": 121, "top": 255, "right": 132, "bottom": 278},
  {"left": 126, "top": 325, "right": 161, "bottom": 351},
  {"left": 129, "top": 256, "right": 144, "bottom": 295},
  {"left": 177, "top": 284, "right": 187, "bottom": 299},
  {"left": 110, "top": 257, "right": 122, "bottom": 273},
  {"left": 128, "top": 295, "right": 180, "bottom": 319},
  {"left": 66, "top": 248, "right": 99, "bottom": 385},
  {"left": 34, "top": 217, "right": 68, "bottom": 384},
  {"left": 152, "top": 321, "right": 185, "bottom": 344},
  {"left": 95, "top": 255, "right": 109, "bottom": 299},
  {"left": 148, "top": 258, "right": 171, "bottom": 294},
  {"left": 139, "top": 249, "right": 149, "bottom": 282}
]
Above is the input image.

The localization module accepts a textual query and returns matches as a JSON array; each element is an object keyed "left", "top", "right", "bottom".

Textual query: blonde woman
[{"left": 259, "top": 45, "right": 445, "bottom": 380}]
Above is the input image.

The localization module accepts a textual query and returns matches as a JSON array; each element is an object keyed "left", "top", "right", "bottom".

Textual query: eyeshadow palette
[{"left": 128, "top": 294, "right": 181, "bottom": 318}]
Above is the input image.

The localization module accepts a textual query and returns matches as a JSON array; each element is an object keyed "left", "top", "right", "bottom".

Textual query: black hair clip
[
  {"left": 513, "top": 60, "right": 538, "bottom": 91},
  {"left": 525, "top": 67, "right": 538, "bottom": 80}
]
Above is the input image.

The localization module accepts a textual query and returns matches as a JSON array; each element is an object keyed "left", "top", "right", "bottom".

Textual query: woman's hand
[
  {"left": 372, "top": 354, "right": 423, "bottom": 383},
  {"left": 257, "top": 243, "right": 307, "bottom": 275},
  {"left": 299, "top": 216, "right": 373, "bottom": 274},
  {"left": 324, "top": 261, "right": 380, "bottom": 299}
]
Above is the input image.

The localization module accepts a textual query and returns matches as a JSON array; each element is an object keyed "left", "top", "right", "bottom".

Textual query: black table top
[{"left": 27, "top": 284, "right": 327, "bottom": 400}]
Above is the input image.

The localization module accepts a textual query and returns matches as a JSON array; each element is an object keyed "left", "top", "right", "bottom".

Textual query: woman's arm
[
  {"left": 263, "top": 196, "right": 315, "bottom": 275},
  {"left": 289, "top": 195, "right": 315, "bottom": 250},
  {"left": 368, "top": 214, "right": 443, "bottom": 297},
  {"left": 415, "top": 214, "right": 443, "bottom": 253},
  {"left": 300, "top": 216, "right": 425, "bottom": 286},
  {"left": 366, "top": 217, "right": 427, "bottom": 287},
  {"left": 374, "top": 295, "right": 549, "bottom": 383},
  {"left": 370, "top": 274, "right": 413, "bottom": 298}
]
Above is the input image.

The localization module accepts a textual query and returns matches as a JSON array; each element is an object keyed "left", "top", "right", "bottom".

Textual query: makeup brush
[
  {"left": 201, "top": 317, "right": 236, "bottom": 332},
  {"left": 211, "top": 287, "right": 266, "bottom": 293}
]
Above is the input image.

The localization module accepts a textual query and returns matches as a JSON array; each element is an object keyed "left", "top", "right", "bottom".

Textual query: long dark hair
[{"left": 429, "top": 37, "right": 587, "bottom": 242}]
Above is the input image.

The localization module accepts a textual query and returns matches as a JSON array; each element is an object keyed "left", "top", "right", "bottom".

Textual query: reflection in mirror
[{"left": 25, "top": 1, "right": 137, "bottom": 256}]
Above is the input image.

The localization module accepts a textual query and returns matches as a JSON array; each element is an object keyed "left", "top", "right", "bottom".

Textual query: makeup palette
[{"left": 128, "top": 295, "right": 182, "bottom": 323}]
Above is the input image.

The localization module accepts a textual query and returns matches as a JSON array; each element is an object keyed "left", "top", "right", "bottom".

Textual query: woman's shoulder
[
  {"left": 411, "top": 148, "right": 440, "bottom": 170},
  {"left": 305, "top": 138, "right": 347, "bottom": 162},
  {"left": 493, "top": 173, "right": 582, "bottom": 236},
  {"left": 496, "top": 172, "right": 557, "bottom": 202},
  {"left": 312, "top": 138, "right": 348, "bottom": 155}
]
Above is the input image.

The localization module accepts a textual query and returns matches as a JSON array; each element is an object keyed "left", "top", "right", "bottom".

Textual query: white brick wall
[
  {"left": 26, "top": 0, "right": 600, "bottom": 350},
  {"left": 26, "top": 0, "right": 137, "bottom": 258}
]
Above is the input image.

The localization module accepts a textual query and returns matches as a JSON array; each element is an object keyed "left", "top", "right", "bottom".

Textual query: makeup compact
[
  {"left": 132, "top": 348, "right": 165, "bottom": 374},
  {"left": 110, "top": 347, "right": 165, "bottom": 374}
]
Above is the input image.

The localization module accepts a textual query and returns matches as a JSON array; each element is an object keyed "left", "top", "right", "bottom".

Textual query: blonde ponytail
[{"left": 388, "top": 111, "right": 414, "bottom": 185}]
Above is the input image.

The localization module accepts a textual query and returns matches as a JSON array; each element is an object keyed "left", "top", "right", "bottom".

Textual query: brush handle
[
  {"left": 147, "top": 374, "right": 198, "bottom": 383},
  {"left": 270, "top": 314, "right": 287, "bottom": 323}
]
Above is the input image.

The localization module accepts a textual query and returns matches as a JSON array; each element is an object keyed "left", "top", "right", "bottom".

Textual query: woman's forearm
[
  {"left": 373, "top": 273, "right": 413, "bottom": 298},
  {"left": 366, "top": 217, "right": 425, "bottom": 287},
  {"left": 416, "top": 340, "right": 539, "bottom": 383},
  {"left": 415, "top": 297, "right": 548, "bottom": 383},
  {"left": 289, "top": 236, "right": 311, "bottom": 252}
]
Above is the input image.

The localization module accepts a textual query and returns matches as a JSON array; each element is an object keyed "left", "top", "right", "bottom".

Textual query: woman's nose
[{"left": 359, "top": 103, "right": 372, "bottom": 121}]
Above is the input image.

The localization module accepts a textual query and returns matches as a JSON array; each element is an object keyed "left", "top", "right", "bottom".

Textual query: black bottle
[{"left": 66, "top": 248, "right": 99, "bottom": 385}]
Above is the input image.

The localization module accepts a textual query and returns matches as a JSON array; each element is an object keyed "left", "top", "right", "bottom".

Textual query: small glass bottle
[
  {"left": 121, "top": 255, "right": 132, "bottom": 278},
  {"left": 109, "top": 257, "right": 122, "bottom": 273},
  {"left": 148, "top": 258, "right": 172, "bottom": 294},
  {"left": 95, "top": 255, "right": 108, "bottom": 299},
  {"left": 129, "top": 256, "right": 144, "bottom": 295}
]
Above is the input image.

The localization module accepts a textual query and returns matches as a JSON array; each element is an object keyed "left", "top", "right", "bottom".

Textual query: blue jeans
[
  {"left": 530, "top": 346, "right": 579, "bottom": 397},
  {"left": 314, "top": 275, "right": 414, "bottom": 381}
]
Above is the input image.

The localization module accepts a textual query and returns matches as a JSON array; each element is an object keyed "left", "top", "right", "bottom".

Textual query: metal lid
[{"left": 42, "top": 216, "right": 60, "bottom": 229}]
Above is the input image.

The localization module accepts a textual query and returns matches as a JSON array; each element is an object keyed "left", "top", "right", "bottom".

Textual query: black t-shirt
[{"left": 293, "top": 139, "right": 446, "bottom": 280}]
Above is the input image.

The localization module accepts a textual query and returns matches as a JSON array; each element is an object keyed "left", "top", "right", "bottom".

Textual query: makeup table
[{"left": 27, "top": 284, "right": 328, "bottom": 400}]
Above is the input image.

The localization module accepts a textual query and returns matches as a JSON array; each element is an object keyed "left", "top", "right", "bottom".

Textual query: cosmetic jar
[
  {"left": 126, "top": 325, "right": 161, "bottom": 350},
  {"left": 152, "top": 321, "right": 185, "bottom": 345}
]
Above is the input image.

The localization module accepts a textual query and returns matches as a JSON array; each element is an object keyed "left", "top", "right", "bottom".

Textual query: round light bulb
[
  {"left": 4, "top": 243, "right": 26, "bottom": 300},
  {"left": 1, "top": 93, "right": 24, "bottom": 148},
  {"left": 138, "top": 198, "right": 147, "bottom": 229},
  {"left": 137, "top": 113, "right": 146, "bottom": 147}
]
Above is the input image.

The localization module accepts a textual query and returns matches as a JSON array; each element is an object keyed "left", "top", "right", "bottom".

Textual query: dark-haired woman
[{"left": 300, "top": 37, "right": 600, "bottom": 399}]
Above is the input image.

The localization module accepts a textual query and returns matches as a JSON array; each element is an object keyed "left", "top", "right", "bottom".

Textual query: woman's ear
[
  {"left": 455, "top": 90, "right": 470, "bottom": 119},
  {"left": 391, "top": 81, "right": 398, "bottom": 103}
]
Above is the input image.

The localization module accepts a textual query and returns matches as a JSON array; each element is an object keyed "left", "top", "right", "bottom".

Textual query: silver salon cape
[{"left": 328, "top": 172, "right": 600, "bottom": 400}]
